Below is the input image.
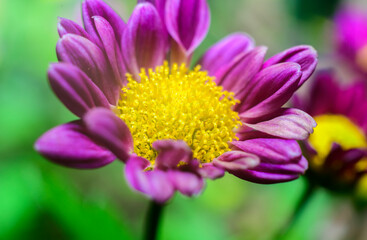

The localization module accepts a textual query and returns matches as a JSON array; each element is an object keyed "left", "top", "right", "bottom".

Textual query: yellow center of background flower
[
  {"left": 117, "top": 62, "right": 241, "bottom": 164},
  {"left": 308, "top": 114, "right": 367, "bottom": 168}
]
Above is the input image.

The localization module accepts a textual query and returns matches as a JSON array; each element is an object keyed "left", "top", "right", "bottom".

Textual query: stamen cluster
[{"left": 117, "top": 62, "right": 241, "bottom": 164}]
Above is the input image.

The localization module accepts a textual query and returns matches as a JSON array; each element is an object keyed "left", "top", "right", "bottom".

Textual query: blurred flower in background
[
  {"left": 334, "top": 7, "right": 367, "bottom": 76},
  {"left": 294, "top": 72, "right": 367, "bottom": 195}
]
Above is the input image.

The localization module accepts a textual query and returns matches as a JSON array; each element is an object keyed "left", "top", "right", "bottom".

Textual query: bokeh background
[{"left": 1, "top": 0, "right": 367, "bottom": 239}]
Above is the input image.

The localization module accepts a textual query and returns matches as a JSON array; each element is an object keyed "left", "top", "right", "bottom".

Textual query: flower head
[
  {"left": 35, "top": 0, "right": 318, "bottom": 203},
  {"left": 294, "top": 71, "right": 367, "bottom": 194}
]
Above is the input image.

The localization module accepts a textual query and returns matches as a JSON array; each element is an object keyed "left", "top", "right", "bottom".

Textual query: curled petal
[
  {"left": 48, "top": 63, "right": 110, "bottom": 117},
  {"left": 198, "top": 163, "right": 225, "bottom": 180},
  {"left": 122, "top": 3, "right": 166, "bottom": 78},
  {"left": 57, "top": 17, "right": 91, "bottom": 40},
  {"left": 263, "top": 45, "right": 317, "bottom": 87},
  {"left": 213, "top": 151, "right": 260, "bottom": 171},
  {"left": 34, "top": 121, "right": 115, "bottom": 169},
  {"left": 165, "top": 0, "right": 210, "bottom": 55},
  {"left": 231, "top": 138, "right": 302, "bottom": 164},
  {"left": 230, "top": 169, "right": 301, "bottom": 184},
  {"left": 228, "top": 139, "right": 307, "bottom": 183},
  {"left": 82, "top": 0, "right": 126, "bottom": 46},
  {"left": 94, "top": 16, "right": 126, "bottom": 86},
  {"left": 153, "top": 140, "right": 193, "bottom": 170},
  {"left": 56, "top": 34, "right": 119, "bottom": 104},
  {"left": 236, "top": 62, "right": 301, "bottom": 118},
  {"left": 198, "top": 33, "right": 255, "bottom": 76},
  {"left": 125, "top": 155, "right": 175, "bottom": 203},
  {"left": 244, "top": 108, "right": 316, "bottom": 140},
  {"left": 84, "top": 108, "right": 133, "bottom": 162},
  {"left": 168, "top": 170, "right": 204, "bottom": 196},
  {"left": 215, "top": 46, "right": 267, "bottom": 94}
]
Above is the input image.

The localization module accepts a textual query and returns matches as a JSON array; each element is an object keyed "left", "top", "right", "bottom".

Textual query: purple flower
[
  {"left": 294, "top": 71, "right": 367, "bottom": 193},
  {"left": 35, "top": 0, "right": 317, "bottom": 203},
  {"left": 334, "top": 7, "right": 367, "bottom": 75}
]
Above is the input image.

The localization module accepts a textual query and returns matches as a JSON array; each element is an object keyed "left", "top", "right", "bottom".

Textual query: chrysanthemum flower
[
  {"left": 35, "top": 0, "right": 317, "bottom": 203},
  {"left": 334, "top": 7, "right": 367, "bottom": 75},
  {"left": 294, "top": 71, "right": 367, "bottom": 193}
]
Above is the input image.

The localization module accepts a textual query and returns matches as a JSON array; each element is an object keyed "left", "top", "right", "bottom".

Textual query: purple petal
[
  {"left": 84, "top": 108, "right": 133, "bottom": 162},
  {"left": 56, "top": 34, "right": 119, "bottom": 104},
  {"left": 34, "top": 121, "right": 115, "bottom": 168},
  {"left": 198, "top": 33, "right": 255, "bottom": 76},
  {"left": 213, "top": 151, "right": 260, "bottom": 171},
  {"left": 152, "top": 140, "right": 193, "bottom": 170},
  {"left": 198, "top": 163, "right": 225, "bottom": 179},
  {"left": 57, "top": 17, "right": 92, "bottom": 41},
  {"left": 82, "top": 0, "right": 126, "bottom": 46},
  {"left": 125, "top": 155, "right": 175, "bottom": 203},
  {"left": 263, "top": 45, "right": 318, "bottom": 87},
  {"left": 93, "top": 16, "right": 126, "bottom": 86},
  {"left": 122, "top": 3, "right": 166, "bottom": 78},
  {"left": 230, "top": 169, "right": 300, "bottom": 184},
  {"left": 244, "top": 108, "right": 316, "bottom": 140},
  {"left": 48, "top": 63, "right": 110, "bottom": 117},
  {"left": 215, "top": 46, "right": 267, "bottom": 94},
  {"left": 165, "top": 0, "right": 210, "bottom": 55},
  {"left": 236, "top": 62, "right": 301, "bottom": 118},
  {"left": 231, "top": 138, "right": 302, "bottom": 164},
  {"left": 168, "top": 170, "right": 204, "bottom": 196}
]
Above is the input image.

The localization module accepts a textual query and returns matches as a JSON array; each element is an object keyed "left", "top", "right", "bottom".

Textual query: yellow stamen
[
  {"left": 308, "top": 114, "right": 367, "bottom": 168},
  {"left": 117, "top": 62, "right": 241, "bottom": 164}
]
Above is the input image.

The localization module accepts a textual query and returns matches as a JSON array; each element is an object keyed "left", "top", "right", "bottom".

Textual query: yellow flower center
[
  {"left": 308, "top": 114, "right": 367, "bottom": 168},
  {"left": 117, "top": 62, "right": 241, "bottom": 164}
]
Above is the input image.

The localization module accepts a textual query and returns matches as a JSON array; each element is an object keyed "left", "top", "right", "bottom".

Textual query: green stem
[
  {"left": 276, "top": 181, "right": 316, "bottom": 240},
  {"left": 144, "top": 201, "right": 164, "bottom": 240}
]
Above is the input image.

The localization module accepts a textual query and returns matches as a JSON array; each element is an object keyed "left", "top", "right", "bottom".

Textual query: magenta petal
[
  {"left": 263, "top": 45, "right": 317, "bottom": 87},
  {"left": 231, "top": 138, "right": 302, "bottom": 164},
  {"left": 198, "top": 33, "right": 255, "bottom": 76},
  {"left": 168, "top": 170, "right": 204, "bottom": 196},
  {"left": 198, "top": 163, "right": 225, "bottom": 180},
  {"left": 94, "top": 16, "right": 126, "bottom": 86},
  {"left": 165, "top": 0, "right": 210, "bottom": 55},
  {"left": 245, "top": 108, "right": 316, "bottom": 140},
  {"left": 84, "top": 108, "right": 133, "bottom": 162},
  {"left": 48, "top": 63, "right": 110, "bottom": 117},
  {"left": 213, "top": 151, "right": 260, "bottom": 171},
  {"left": 237, "top": 62, "right": 301, "bottom": 118},
  {"left": 233, "top": 156, "right": 308, "bottom": 184},
  {"left": 56, "top": 34, "right": 119, "bottom": 104},
  {"left": 125, "top": 155, "right": 175, "bottom": 203},
  {"left": 122, "top": 3, "right": 166, "bottom": 78},
  {"left": 215, "top": 46, "right": 267, "bottom": 94},
  {"left": 230, "top": 169, "right": 300, "bottom": 184},
  {"left": 82, "top": 0, "right": 126, "bottom": 46},
  {"left": 34, "top": 121, "right": 115, "bottom": 169},
  {"left": 153, "top": 140, "right": 193, "bottom": 170},
  {"left": 57, "top": 17, "right": 92, "bottom": 41}
]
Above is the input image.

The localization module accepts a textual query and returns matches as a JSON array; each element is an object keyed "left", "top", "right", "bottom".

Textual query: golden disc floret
[{"left": 117, "top": 62, "right": 241, "bottom": 164}]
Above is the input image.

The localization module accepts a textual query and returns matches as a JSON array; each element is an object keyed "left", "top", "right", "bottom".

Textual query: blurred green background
[{"left": 1, "top": 0, "right": 367, "bottom": 239}]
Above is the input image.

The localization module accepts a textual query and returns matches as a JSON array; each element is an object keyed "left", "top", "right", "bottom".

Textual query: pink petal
[
  {"left": 34, "top": 121, "right": 115, "bottom": 169},
  {"left": 198, "top": 32, "right": 254, "bottom": 76},
  {"left": 122, "top": 3, "right": 166, "bottom": 78},
  {"left": 84, "top": 108, "right": 133, "bottom": 162},
  {"left": 48, "top": 63, "right": 110, "bottom": 117}
]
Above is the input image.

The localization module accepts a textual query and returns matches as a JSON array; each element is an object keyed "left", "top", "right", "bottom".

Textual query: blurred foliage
[
  {"left": 286, "top": 0, "right": 342, "bottom": 21},
  {"left": 0, "top": 0, "right": 363, "bottom": 239}
]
